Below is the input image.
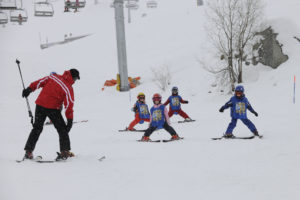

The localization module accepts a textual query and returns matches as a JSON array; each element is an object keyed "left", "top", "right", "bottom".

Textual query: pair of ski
[
  {"left": 211, "top": 135, "right": 263, "bottom": 140},
  {"left": 45, "top": 120, "right": 88, "bottom": 126},
  {"left": 137, "top": 137, "right": 184, "bottom": 143},
  {"left": 16, "top": 156, "right": 55, "bottom": 163},
  {"left": 16, "top": 155, "right": 106, "bottom": 163}
]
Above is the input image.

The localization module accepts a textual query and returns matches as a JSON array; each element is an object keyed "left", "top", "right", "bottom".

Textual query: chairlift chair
[
  {"left": 0, "top": 0, "right": 17, "bottom": 10},
  {"left": 10, "top": 9, "right": 28, "bottom": 23},
  {"left": 147, "top": 0, "right": 157, "bottom": 8},
  {"left": 65, "top": 0, "right": 86, "bottom": 9},
  {"left": 125, "top": 2, "right": 139, "bottom": 10},
  {"left": 34, "top": 1, "right": 54, "bottom": 17},
  {"left": 0, "top": 11, "right": 8, "bottom": 24}
]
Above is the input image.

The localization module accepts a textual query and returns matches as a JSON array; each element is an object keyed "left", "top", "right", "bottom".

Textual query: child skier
[
  {"left": 127, "top": 93, "right": 150, "bottom": 131},
  {"left": 140, "top": 93, "right": 181, "bottom": 141},
  {"left": 219, "top": 85, "right": 259, "bottom": 138},
  {"left": 164, "top": 86, "right": 192, "bottom": 121}
]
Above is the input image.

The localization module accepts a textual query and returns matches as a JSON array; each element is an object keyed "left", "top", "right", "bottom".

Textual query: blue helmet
[
  {"left": 172, "top": 86, "right": 178, "bottom": 92},
  {"left": 50, "top": 71, "right": 57, "bottom": 75},
  {"left": 235, "top": 85, "right": 244, "bottom": 93}
]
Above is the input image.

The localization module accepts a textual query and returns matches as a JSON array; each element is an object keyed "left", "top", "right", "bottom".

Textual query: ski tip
[{"left": 211, "top": 137, "right": 223, "bottom": 140}]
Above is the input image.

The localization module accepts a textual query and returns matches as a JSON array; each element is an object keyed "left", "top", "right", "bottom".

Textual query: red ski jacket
[{"left": 29, "top": 70, "right": 75, "bottom": 119}]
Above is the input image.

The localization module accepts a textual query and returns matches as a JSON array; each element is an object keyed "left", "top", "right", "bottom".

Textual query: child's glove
[
  {"left": 219, "top": 107, "right": 224, "bottom": 112},
  {"left": 131, "top": 106, "right": 138, "bottom": 112},
  {"left": 253, "top": 111, "right": 258, "bottom": 117}
]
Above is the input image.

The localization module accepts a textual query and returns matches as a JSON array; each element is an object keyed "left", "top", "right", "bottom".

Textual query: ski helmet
[
  {"left": 70, "top": 68, "right": 80, "bottom": 81},
  {"left": 50, "top": 72, "right": 57, "bottom": 75},
  {"left": 235, "top": 85, "right": 244, "bottom": 93},
  {"left": 152, "top": 93, "right": 162, "bottom": 104},
  {"left": 172, "top": 86, "right": 178, "bottom": 94},
  {"left": 137, "top": 92, "right": 145, "bottom": 99},
  {"left": 235, "top": 85, "right": 244, "bottom": 98}
]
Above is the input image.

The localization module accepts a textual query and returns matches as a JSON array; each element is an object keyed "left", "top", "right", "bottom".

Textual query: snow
[{"left": 0, "top": 0, "right": 300, "bottom": 200}]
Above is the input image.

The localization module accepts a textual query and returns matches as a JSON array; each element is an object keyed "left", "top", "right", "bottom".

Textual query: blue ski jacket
[
  {"left": 135, "top": 101, "right": 150, "bottom": 119},
  {"left": 221, "top": 95, "right": 256, "bottom": 119},
  {"left": 150, "top": 104, "right": 166, "bottom": 128}
]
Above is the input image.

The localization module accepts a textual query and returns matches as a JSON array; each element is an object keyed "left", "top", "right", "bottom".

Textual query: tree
[
  {"left": 235, "top": 0, "right": 263, "bottom": 83},
  {"left": 204, "top": 0, "right": 263, "bottom": 91}
]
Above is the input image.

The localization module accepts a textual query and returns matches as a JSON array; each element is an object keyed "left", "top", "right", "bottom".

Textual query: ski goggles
[
  {"left": 235, "top": 91, "right": 243, "bottom": 95},
  {"left": 153, "top": 97, "right": 161, "bottom": 101}
]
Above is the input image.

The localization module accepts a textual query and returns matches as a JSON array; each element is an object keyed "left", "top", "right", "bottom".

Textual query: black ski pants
[
  {"left": 24, "top": 105, "right": 70, "bottom": 152},
  {"left": 144, "top": 122, "right": 177, "bottom": 137}
]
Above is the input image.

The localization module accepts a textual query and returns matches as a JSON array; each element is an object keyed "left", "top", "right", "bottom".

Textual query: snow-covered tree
[{"left": 204, "top": 0, "right": 264, "bottom": 90}]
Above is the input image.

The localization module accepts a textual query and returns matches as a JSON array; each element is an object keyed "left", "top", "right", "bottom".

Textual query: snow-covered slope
[{"left": 0, "top": 0, "right": 299, "bottom": 200}]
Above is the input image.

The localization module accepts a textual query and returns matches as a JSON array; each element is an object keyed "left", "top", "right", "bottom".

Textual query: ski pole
[
  {"left": 129, "top": 88, "right": 132, "bottom": 104},
  {"left": 16, "top": 59, "right": 34, "bottom": 126},
  {"left": 294, "top": 75, "right": 296, "bottom": 104}
]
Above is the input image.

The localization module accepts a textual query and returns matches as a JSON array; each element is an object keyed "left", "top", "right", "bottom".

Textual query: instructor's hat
[{"left": 70, "top": 69, "right": 80, "bottom": 81}]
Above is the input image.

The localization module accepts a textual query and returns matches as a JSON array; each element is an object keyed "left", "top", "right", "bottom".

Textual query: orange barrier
[{"left": 101, "top": 76, "right": 141, "bottom": 91}]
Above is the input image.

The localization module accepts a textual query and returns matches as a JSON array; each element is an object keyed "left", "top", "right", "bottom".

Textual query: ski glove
[
  {"left": 131, "top": 106, "right": 138, "bottom": 112},
  {"left": 22, "top": 87, "right": 32, "bottom": 98},
  {"left": 183, "top": 101, "right": 189, "bottom": 104},
  {"left": 219, "top": 107, "right": 224, "bottom": 113},
  {"left": 66, "top": 119, "right": 73, "bottom": 133},
  {"left": 253, "top": 111, "right": 258, "bottom": 117}
]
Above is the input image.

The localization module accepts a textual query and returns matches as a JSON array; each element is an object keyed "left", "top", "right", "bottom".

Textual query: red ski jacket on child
[{"left": 28, "top": 70, "right": 75, "bottom": 119}]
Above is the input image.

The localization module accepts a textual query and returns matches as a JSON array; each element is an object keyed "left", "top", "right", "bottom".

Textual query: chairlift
[
  {"left": 0, "top": 11, "right": 8, "bottom": 24},
  {"left": 10, "top": 9, "right": 27, "bottom": 23},
  {"left": 125, "top": 2, "right": 139, "bottom": 10},
  {"left": 146, "top": 0, "right": 157, "bottom": 8},
  {"left": 34, "top": 1, "right": 54, "bottom": 17},
  {"left": 64, "top": 0, "right": 86, "bottom": 9},
  {"left": 0, "top": 0, "right": 17, "bottom": 10}
]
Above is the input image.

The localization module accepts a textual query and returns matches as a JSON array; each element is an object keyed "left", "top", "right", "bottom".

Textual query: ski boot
[
  {"left": 224, "top": 133, "right": 234, "bottom": 138},
  {"left": 253, "top": 130, "right": 259, "bottom": 136},
  {"left": 56, "top": 151, "right": 74, "bottom": 161},
  {"left": 171, "top": 134, "right": 180, "bottom": 140},
  {"left": 253, "top": 130, "right": 262, "bottom": 138},
  {"left": 140, "top": 136, "right": 150, "bottom": 142},
  {"left": 24, "top": 150, "right": 33, "bottom": 160}
]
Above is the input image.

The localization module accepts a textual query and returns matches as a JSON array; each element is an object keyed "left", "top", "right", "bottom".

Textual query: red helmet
[{"left": 152, "top": 93, "right": 162, "bottom": 103}]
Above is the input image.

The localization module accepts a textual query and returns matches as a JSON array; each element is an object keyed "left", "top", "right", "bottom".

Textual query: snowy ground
[{"left": 0, "top": 0, "right": 300, "bottom": 200}]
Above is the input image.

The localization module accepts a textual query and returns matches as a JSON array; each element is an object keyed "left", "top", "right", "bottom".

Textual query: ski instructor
[{"left": 21, "top": 69, "right": 80, "bottom": 161}]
